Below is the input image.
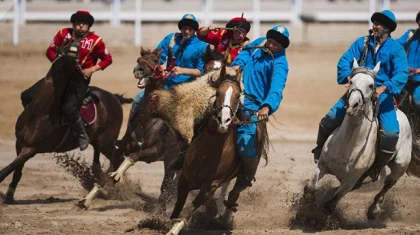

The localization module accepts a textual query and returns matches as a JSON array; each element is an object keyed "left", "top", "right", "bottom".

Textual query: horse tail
[
  {"left": 114, "top": 93, "right": 133, "bottom": 105},
  {"left": 407, "top": 135, "right": 420, "bottom": 178}
]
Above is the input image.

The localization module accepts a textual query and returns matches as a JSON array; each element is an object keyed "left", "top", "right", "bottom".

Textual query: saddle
[
  {"left": 61, "top": 90, "right": 98, "bottom": 126},
  {"left": 80, "top": 94, "right": 97, "bottom": 125}
]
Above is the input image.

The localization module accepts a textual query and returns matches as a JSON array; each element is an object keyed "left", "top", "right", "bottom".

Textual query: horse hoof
[
  {"left": 323, "top": 204, "right": 335, "bottom": 215},
  {"left": 303, "top": 192, "right": 314, "bottom": 202},
  {"left": 367, "top": 204, "right": 380, "bottom": 220},
  {"left": 73, "top": 199, "right": 88, "bottom": 211},
  {"left": 222, "top": 215, "right": 234, "bottom": 230}
]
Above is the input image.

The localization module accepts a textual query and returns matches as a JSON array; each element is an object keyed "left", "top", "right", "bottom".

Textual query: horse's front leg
[
  {"left": 324, "top": 176, "right": 359, "bottom": 215},
  {"left": 304, "top": 163, "right": 326, "bottom": 202}
]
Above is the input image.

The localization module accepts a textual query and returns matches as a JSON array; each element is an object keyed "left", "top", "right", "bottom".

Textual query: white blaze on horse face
[{"left": 220, "top": 86, "right": 233, "bottom": 130}]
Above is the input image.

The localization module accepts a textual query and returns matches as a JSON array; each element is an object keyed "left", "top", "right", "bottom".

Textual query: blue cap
[
  {"left": 178, "top": 14, "right": 199, "bottom": 31},
  {"left": 266, "top": 24, "right": 290, "bottom": 48},
  {"left": 371, "top": 10, "right": 397, "bottom": 32}
]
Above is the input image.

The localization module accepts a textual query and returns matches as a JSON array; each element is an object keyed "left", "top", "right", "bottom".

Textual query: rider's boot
[
  {"left": 311, "top": 123, "right": 333, "bottom": 163},
  {"left": 71, "top": 117, "right": 90, "bottom": 151},
  {"left": 367, "top": 149, "right": 395, "bottom": 182},
  {"left": 353, "top": 148, "right": 395, "bottom": 191},
  {"left": 240, "top": 157, "right": 259, "bottom": 187}
]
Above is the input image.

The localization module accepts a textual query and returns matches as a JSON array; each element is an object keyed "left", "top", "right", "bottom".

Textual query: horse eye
[
  {"left": 369, "top": 84, "right": 374, "bottom": 90},
  {"left": 349, "top": 81, "right": 352, "bottom": 85}
]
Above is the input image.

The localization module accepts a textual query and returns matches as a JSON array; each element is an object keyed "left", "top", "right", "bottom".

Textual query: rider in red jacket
[
  {"left": 197, "top": 17, "right": 251, "bottom": 64},
  {"left": 22, "top": 10, "right": 113, "bottom": 151}
]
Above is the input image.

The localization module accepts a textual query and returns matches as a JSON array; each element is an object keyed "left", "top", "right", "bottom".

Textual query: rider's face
[
  {"left": 73, "top": 22, "right": 90, "bottom": 37},
  {"left": 181, "top": 26, "right": 195, "bottom": 38},
  {"left": 372, "top": 21, "right": 386, "bottom": 37},
  {"left": 232, "top": 29, "right": 246, "bottom": 44},
  {"left": 265, "top": 39, "right": 283, "bottom": 54}
]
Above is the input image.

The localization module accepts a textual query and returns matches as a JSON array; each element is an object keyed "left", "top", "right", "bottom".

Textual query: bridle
[
  {"left": 345, "top": 68, "right": 378, "bottom": 122},
  {"left": 209, "top": 79, "right": 242, "bottom": 125}
]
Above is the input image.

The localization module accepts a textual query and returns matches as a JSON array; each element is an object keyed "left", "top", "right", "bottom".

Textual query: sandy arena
[{"left": 0, "top": 22, "right": 420, "bottom": 235}]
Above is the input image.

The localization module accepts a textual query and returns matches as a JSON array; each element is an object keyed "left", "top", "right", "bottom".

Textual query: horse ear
[
  {"left": 235, "top": 69, "right": 242, "bottom": 84},
  {"left": 219, "top": 65, "right": 226, "bottom": 79},
  {"left": 352, "top": 58, "right": 359, "bottom": 69},
  {"left": 373, "top": 61, "right": 381, "bottom": 74},
  {"left": 140, "top": 46, "right": 146, "bottom": 57},
  {"left": 154, "top": 49, "right": 162, "bottom": 59}
]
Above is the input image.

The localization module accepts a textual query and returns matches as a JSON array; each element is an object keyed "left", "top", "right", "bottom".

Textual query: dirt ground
[{"left": 1, "top": 40, "right": 420, "bottom": 234}]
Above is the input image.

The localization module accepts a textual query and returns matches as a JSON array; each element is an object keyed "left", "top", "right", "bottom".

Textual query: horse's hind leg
[
  {"left": 367, "top": 160, "right": 407, "bottom": 220},
  {"left": 304, "top": 163, "right": 326, "bottom": 202},
  {"left": 1, "top": 146, "right": 36, "bottom": 203}
]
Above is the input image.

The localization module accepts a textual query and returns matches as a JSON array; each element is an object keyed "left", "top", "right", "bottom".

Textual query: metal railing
[{"left": 1, "top": 0, "right": 417, "bottom": 46}]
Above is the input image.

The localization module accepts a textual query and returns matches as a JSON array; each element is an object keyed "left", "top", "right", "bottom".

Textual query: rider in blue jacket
[
  {"left": 311, "top": 10, "right": 409, "bottom": 182},
  {"left": 231, "top": 25, "right": 290, "bottom": 187},
  {"left": 396, "top": 11, "right": 420, "bottom": 113},
  {"left": 131, "top": 14, "right": 208, "bottom": 115}
]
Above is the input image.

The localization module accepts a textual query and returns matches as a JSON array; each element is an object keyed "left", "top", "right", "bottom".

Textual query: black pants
[
  {"left": 62, "top": 76, "right": 89, "bottom": 122},
  {"left": 21, "top": 76, "right": 89, "bottom": 123}
]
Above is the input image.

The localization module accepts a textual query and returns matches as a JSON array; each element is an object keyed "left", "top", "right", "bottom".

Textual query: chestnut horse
[
  {"left": 77, "top": 48, "right": 186, "bottom": 210},
  {"left": 0, "top": 51, "right": 132, "bottom": 203},
  {"left": 166, "top": 66, "right": 269, "bottom": 235}
]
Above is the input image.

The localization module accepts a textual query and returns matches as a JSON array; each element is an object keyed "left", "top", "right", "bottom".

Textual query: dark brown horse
[
  {"left": 166, "top": 66, "right": 269, "bottom": 235},
  {"left": 0, "top": 51, "right": 132, "bottom": 204},
  {"left": 77, "top": 48, "right": 186, "bottom": 210}
]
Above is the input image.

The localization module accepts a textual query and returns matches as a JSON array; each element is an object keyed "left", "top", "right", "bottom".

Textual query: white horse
[{"left": 304, "top": 59, "right": 412, "bottom": 220}]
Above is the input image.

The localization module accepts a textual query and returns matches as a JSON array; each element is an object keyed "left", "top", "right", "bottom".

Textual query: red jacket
[
  {"left": 46, "top": 28, "right": 112, "bottom": 70},
  {"left": 197, "top": 28, "right": 249, "bottom": 64}
]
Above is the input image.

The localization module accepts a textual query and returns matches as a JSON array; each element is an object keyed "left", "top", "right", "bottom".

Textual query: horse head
[
  {"left": 346, "top": 58, "right": 380, "bottom": 116},
  {"left": 203, "top": 44, "right": 225, "bottom": 73},
  {"left": 210, "top": 65, "right": 243, "bottom": 132},
  {"left": 133, "top": 47, "right": 163, "bottom": 89}
]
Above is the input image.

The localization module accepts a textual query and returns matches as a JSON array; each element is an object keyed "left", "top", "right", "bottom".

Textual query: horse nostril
[
  {"left": 353, "top": 102, "right": 359, "bottom": 108},
  {"left": 217, "top": 116, "right": 222, "bottom": 124},
  {"left": 225, "top": 118, "right": 231, "bottom": 124}
]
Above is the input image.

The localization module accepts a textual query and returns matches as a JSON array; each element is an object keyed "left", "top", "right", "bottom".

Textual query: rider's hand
[
  {"left": 172, "top": 66, "right": 184, "bottom": 75},
  {"left": 82, "top": 65, "right": 100, "bottom": 78},
  {"left": 409, "top": 67, "right": 420, "bottom": 76},
  {"left": 376, "top": 85, "right": 386, "bottom": 98},
  {"left": 208, "top": 24, "right": 218, "bottom": 31},
  {"left": 257, "top": 106, "right": 270, "bottom": 121}
]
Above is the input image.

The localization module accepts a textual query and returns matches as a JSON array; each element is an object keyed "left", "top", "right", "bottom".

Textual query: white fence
[{"left": 0, "top": 0, "right": 418, "bottom": 46}]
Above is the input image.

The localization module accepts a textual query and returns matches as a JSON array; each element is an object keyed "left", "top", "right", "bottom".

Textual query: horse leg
[
  {"left": 324, "top": 177, "right": 359, "bottom": 215},
  {"left": 217, "top": 181, "right": 231, "bottom": 211},
  {"left": 219, "top": 174, "right": 250, "bottom": 229},
  {"left": 92, "top": 145, "right": 102, "bottom": 181},
  {"left": 156, "top": 169, "right": 177, "bottom": 214},
  {"left": 1, "top": 147, "right": 36, "bottom": 203},
  {"left": 170, "top": 173, "right": 190, "bottom": 220},
  {"left": 367, "top": 160, "right": 406, "bottom": 220},
  {"left": 168, "top": 183, "right": 219, "bottom": 235},
  {"left": 304, "top": 163, "right": 326, "bottom": 202}
]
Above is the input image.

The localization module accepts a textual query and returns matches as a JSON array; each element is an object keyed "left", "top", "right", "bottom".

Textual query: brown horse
[
  {"left": 78, "top": 48, "right": 186, "bottom": 211},
  {"left": 0, "top": 51, "right": 131, "bottom": 204},
  {"left": 166, "top": 66, "right": 269, "bottom": 235},
  {"left": 79, "top": 46, "right": 230, "bottom": 210}
]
